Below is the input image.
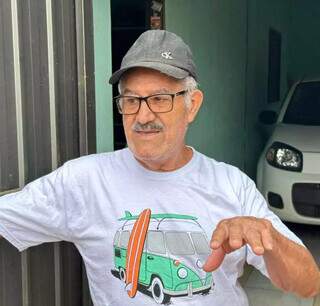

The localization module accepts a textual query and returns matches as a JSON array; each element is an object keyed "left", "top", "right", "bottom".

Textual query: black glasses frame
[{"left": 114, "top": 90, "right": 188, "bottom": 115}]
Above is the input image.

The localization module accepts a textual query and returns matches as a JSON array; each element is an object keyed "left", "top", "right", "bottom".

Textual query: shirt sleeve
[
  {"left": 0, "top": 162, "right": 77, "bottom": 251},
  {"left": 236, "top": 170, "right": 304, "bottom": 278}
]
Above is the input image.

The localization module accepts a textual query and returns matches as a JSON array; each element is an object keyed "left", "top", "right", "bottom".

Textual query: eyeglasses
[{"left": 114, "top": 90, "right": 187, "bottom": 115}]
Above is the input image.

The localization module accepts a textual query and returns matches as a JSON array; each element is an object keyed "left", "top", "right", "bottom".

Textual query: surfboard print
[{"left": 125, "top": 208, "right": 151, "bottom": 298}]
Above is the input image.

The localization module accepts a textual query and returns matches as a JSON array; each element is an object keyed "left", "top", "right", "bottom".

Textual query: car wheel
[
  {"left": 151, "top": 277, "right": 170, "bottom": 304},
  {"left": 119, "top": 267, "right": 126, "bottom": 282},
  {"left": 201, "top": 288, "right": 210, "bottom": 295}
]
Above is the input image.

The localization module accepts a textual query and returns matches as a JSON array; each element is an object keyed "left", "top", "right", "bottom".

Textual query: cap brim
[{"left": 108, "top": 61, "right": 190, "bottom": 85}]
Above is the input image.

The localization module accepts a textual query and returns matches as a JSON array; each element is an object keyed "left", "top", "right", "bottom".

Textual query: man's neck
[{"left": 134, "top": 146, "right": 193, "bottom": 172}]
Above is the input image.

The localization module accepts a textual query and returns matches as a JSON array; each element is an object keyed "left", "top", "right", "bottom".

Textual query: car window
[
  {"left": 165, "top": 232, "right": 195, "bottom": 255},
  {"left": 147, "top": 231, "right": 166, "bottom": 254},
  {"left": 119, "top": 231, "right": 130, "bottom": 248},
  {"left": 283, "top": 81, "right": 320, "bottom": 125},
  {"left": 190, "top": 232, "right": 211, "bottom": 255},
  {"left": 113, "top": 231, "right": 120, "bottom": 246}
]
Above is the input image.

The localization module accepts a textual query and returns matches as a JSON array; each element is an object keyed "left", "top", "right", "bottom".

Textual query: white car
[{"left": 257, "top": 78, "right": 320, "bottom": 225}]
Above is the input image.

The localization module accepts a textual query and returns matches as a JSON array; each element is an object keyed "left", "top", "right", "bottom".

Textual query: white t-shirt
[{"left": 0, "top": 148, "right": 302, "bottom": 306}]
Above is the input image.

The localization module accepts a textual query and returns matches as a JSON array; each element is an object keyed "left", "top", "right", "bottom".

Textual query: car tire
[
  {"left": 119, "top": 267, "right": 126, "bottom": 282},
  {"left": 151, "top": 277, "right": 170, "bottom": 304},
  {"left": 201, "top": 288, "right": 210, "bottom": 295}
]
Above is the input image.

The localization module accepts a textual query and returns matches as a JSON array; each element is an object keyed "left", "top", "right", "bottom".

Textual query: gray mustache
[{"left": 133, "top": 122, "right": 164, "bottom": 132}]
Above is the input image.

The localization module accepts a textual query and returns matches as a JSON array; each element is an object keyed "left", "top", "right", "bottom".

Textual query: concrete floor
[{"left": 240, "top": 222, "right": 320, "bottom": 306}]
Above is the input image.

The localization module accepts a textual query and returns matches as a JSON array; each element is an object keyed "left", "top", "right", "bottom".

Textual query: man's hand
[
  {"left": 203, "top": 216, "right": 273, "bottom": 272},
  {"left": 203, "top": 216, "right": 320, "bottom": 298}
]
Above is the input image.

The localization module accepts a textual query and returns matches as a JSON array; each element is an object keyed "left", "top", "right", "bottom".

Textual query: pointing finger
[{"left": 203, "top": 247, "right": 226, "bottom": 272}]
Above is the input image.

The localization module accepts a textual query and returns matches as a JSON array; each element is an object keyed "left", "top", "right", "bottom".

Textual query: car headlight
[
  {"left": 266, "top": 142, "right": 303, "bottom": 172},
  {"left": 177, "top": 267, "right": 188, "bottom": 279}
]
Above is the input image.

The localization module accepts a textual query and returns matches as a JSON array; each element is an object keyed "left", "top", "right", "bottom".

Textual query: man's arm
[
  {"left": 0, "top": 162, "right": 76, "bottom": 250},
  {"left": 203, "top": 217, "right": 320, "bottom": 298},
  {"left": 263, "top": 224, "right": 319, "bottom": 297}
]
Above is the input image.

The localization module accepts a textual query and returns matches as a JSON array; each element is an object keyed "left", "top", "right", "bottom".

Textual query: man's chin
[
  {"left": 133, "top": 151, "right": 160, "bottom": 162},
  {"left": 129, "top": 147, "right": 164, "bottom": 162}
]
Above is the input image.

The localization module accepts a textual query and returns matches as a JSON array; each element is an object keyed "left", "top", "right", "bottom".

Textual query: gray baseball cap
[{"left": 109, "top": 30, "right": 197, "bottom": 84}]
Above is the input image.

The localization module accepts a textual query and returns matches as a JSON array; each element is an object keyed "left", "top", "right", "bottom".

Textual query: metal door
[{"left": 0, "top": 1, "right": 95, "bottom": 305}]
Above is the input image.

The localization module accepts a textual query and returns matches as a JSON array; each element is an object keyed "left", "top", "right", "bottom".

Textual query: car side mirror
[{"left": 259, "top": 110, "right": 277, "bottom": 125}]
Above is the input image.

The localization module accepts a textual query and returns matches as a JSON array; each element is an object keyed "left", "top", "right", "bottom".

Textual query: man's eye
[
  {"left": 124, "top": 97, "right": 138, "bottom": 104},
  {"left": 151, "top": 95, "right": 170, "bottom": 103}
]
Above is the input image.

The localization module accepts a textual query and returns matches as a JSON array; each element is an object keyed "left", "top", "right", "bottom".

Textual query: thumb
[{"left": 202, "top": 246, "right": 226, "bottom": 272}]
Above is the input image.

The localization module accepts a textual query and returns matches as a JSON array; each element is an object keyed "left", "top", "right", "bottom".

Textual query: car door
[{"left": 142, "top": 231, "right": 172, "bottom": 289}]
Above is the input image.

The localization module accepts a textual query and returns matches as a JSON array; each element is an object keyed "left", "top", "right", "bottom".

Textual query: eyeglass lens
[{"left": 118, "top": 94, "right": 173, "bottom": 114}]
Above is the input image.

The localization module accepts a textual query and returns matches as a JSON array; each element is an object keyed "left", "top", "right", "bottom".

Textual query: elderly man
[{"left": 0, "top": 30, "right": 319, "bottom": 306}]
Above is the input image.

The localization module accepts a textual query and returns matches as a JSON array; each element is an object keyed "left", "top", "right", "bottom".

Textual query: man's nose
[{"left": 135, "top": 100, "right": 156, "bottom": 124}]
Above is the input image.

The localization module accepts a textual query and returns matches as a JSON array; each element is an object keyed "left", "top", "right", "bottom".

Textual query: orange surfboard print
[{"left": 125, "top": 209, "right": 151, "bottom": 298}]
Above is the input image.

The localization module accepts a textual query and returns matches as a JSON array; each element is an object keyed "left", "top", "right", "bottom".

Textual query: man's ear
[{"left": 187, "top": 89, "right": 203, "bottom": 123}]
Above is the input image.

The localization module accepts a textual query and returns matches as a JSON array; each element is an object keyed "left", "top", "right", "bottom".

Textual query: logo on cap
[{"left": 161, "top": 52, "right": 173, "bottom": 60}]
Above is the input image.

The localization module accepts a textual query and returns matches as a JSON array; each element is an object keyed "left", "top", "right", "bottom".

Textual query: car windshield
[
  {"left": 190, "top": 232, "right": 211, "bottom": 255},
  {"left": 282, "top": 81, "right": 320, "bottom": 126},
  {"left": 165, "top": 232, "right": 195, "bottom": 255}
]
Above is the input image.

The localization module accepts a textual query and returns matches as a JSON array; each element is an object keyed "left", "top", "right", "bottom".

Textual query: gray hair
[
  {"left": 180, "top": 76, "right": 198, "bottom": 108},
  {"left": 118, "top": 75, "right": 198, "bottom": 109}
]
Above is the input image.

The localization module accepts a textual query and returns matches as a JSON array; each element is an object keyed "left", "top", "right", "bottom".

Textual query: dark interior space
[{"left": 111, "top": 0, "right": 164, "bottom": 150}]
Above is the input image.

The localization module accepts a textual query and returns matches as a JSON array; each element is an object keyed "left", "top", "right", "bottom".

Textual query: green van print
[{"left": 111, "top": 211, "right": 214, "bottom": 304}]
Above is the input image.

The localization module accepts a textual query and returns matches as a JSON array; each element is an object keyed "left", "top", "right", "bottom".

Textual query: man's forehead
[
  {"left": 122, "top": 87, "right": 174, "bottom": 95},
  {"left": 120, "top": 72, "right": 182, "bottom": 96}
]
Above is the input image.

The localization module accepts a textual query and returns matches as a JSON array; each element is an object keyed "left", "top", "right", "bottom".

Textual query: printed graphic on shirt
[
  {"left": 111, "top": 209, "right": 214, "bottom": 305},
  {"left": 125, "top": 209, "right": 151, "bottom": 298}
]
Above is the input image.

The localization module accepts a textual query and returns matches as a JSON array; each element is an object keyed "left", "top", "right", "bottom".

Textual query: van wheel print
[
  {"left": 201, "top": 288, "right": 210, "bottom": 295},
  {"left": 151, "top": 277, "right": 170, "bottom": 304},
  {"left": 119, "top": 267, "right": 126, "bottom": 282}
]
